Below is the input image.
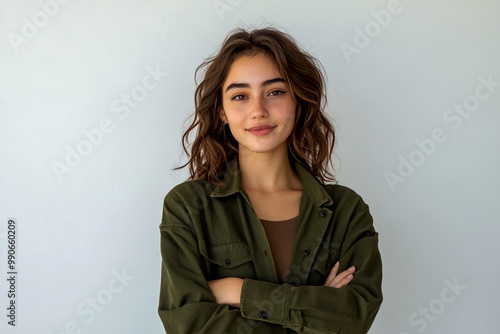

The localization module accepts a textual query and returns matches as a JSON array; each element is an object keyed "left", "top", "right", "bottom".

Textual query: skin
[{"left": 207, "top": 52, "right": 355, "bottom": 308}]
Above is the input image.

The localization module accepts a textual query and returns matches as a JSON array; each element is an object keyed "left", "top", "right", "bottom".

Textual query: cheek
[
  {"left": 225, "top": 115, "right": 245, "bottom": 140},
  {"left": 278, "top": 104, "right": 296, "bottom": 125},
  {"left": 226, "top": 112, "right": 245, "bottom": 127}
]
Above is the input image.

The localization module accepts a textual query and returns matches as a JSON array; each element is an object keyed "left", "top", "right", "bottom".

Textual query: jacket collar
[{"left": 210, "top": 158, "right": 333, "bottom": 208}]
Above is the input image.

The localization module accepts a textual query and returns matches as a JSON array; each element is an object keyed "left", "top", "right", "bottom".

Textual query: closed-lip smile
[
  {"left": 246, "top": 125, "right": 276, "bottom": 136},
  {"left": 247, "top": 125, "right": 275, "bottom": 131}
]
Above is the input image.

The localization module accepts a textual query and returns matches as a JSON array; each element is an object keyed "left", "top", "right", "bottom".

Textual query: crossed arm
[{"left": 208, "top": 261, "right": 357, "bottom": 308}]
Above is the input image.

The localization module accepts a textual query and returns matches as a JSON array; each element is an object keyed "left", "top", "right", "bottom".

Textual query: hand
[
  {"left": 324, "top": 261, "right": 356, "bottom": 288},
  {"left": 207, "top": 277, "right": 244, "bottom": 308}
]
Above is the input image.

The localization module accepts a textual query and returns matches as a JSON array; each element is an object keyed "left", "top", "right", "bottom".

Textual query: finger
[
  {"left": 331, "top": 273, "right": 354, "bottom": 288},
  {"left": 327, "top": 266, "right": 356, "bottom": 288},
  {"left": 324, "top": 261, "right": 339, "bottom": 286}
]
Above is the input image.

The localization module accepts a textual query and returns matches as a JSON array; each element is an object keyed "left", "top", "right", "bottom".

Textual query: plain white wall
[{"left": 1, "top": 0, "right": 499, "bottom": 333}]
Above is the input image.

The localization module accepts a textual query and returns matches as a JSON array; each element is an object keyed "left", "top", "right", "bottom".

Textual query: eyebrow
[{"left": 224, "top": 78, "right": 286, "bottom": 93}]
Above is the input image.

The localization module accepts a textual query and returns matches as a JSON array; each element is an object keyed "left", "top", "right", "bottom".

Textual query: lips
[
  {"left": 246, "top": 125, "right": 276, "bottom": 136},
  {"left": 247, "top": 125, "right": 275, "bottom": 131}
]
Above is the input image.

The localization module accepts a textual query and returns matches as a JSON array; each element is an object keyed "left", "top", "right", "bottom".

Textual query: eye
[
  {"left": 269, "top": 90, "right": 285, "bottom": 96},
  {"left": 231, "top": 94, "right": 247, "bottom": 101}
]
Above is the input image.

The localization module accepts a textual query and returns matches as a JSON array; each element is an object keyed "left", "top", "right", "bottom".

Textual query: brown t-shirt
[{"left": 259, "top": 216, "right": 298, "bottom": 284}]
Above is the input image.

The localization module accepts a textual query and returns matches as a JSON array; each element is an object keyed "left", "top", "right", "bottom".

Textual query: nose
[{"left": 250, "top": 96, "right": 268, "bottom": 119}]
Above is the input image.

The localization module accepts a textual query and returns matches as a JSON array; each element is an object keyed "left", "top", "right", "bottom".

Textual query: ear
[{"left": 219, "top": 108, "right": 227, "bottom": 124}]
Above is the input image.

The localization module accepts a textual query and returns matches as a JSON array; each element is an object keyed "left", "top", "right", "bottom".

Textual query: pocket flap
[
  {"left": 312, "top": 244, "right": 340, "bottom": 275},
  {"left": 207, "top": 243, "right": 252, "bottom": 268}
]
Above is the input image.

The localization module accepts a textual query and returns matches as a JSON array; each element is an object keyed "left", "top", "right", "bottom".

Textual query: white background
[{"left": 1, "top": 0, "right": 499, "bottom": 333}]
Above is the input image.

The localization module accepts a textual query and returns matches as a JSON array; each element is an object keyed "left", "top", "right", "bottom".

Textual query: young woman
[{"left": 158, "top": 27, "right": 383, "bottom": 333}]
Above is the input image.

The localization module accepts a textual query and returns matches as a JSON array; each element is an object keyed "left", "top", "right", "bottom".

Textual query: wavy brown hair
[{"left": 176, "top": 27, "right": 336, "bottom": 185}]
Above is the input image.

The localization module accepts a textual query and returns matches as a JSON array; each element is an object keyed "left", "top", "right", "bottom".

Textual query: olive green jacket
[{"left": 158, "top": 158, "right": 383, "bottom": 333}]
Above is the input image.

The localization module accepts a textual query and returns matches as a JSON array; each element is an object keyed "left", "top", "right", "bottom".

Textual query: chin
[{"left": 246, "top": 145, "right": 284, "bottom": 155}]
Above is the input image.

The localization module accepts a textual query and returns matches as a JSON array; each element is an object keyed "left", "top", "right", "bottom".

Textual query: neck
[{"left": 238, "top": 143, "right": 302, "bottom": 192}]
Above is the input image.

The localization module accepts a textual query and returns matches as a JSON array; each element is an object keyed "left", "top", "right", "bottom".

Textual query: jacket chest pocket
[
  {"left": 201, "top": 242, "right": 256, "bottom": 280},
  {"left": 308, "top": 243, "right": 341, "bottom": 285}
]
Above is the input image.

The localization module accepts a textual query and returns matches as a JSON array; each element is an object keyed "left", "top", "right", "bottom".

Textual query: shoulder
[
  {"left": 322, "top": 183, "right": 377, "bottom": 235},
  {"left": 161, "top": 178, "right": 215, "bottom": 228},
  {"left": 323, "top": 183, "right": 370, "bottom": 213},
  {"left": 164, "top": 178, "right": 214, "bottom": 203}
]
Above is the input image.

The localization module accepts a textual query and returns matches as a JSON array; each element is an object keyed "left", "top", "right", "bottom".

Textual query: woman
[{"left": 158, "top": 27, "right": 382, "bottom": 333}]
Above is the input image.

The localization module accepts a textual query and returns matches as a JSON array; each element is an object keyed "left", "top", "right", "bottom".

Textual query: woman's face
[{"left": 221, "top": 52, "right": 297, "bottom": 157}]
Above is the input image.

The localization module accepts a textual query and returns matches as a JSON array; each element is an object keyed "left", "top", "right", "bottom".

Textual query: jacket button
[
  {"left": 319, "top": 210, "right": 326, "bottom": 217},
  {"left": 225, "top": 259, "right": 230, "bottom": 265},
  {"left": 259, "top": 310, "right": 268, "bottom": 319},
  {"left": 303, "top": 248, "right": 310, "bottom": 256}
]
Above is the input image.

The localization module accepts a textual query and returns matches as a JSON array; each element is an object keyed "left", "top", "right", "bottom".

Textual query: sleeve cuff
[{"left": 240, "top": 278, "right": 302, "bottom": 330}]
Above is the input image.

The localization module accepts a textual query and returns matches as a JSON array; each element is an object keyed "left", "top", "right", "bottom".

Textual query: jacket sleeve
[
  {"left": 158, "top": 189, "right": 280, "bottom": 334},
  {"left": 239, "top": 204, "right": 383, "bottom": 334}
]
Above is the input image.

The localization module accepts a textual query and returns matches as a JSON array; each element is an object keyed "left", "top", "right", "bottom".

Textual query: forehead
[{"left": 223, "top": 53, "right": 283, "bottom": 87}]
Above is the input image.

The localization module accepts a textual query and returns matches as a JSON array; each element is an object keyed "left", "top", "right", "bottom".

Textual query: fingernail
[
  {"left": 347, "top": 274, "right": 353, "bottom": 279},
  {"left": 334, "top": 261, "right": 339, "bottom": 266},
  {"left": 348, "top": 266, "right": 355, "bottom": 272}
]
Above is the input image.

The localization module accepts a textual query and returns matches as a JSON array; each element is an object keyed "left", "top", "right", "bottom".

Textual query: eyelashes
[
  {"left": 231, "top": 94, "right": 246, "bottom": 101},
  {"left": 269, "top": 90, "right": 285, "bottom": 96},
  {"left": 230, "top": 90, "right": 286, "bottom": 101}
]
